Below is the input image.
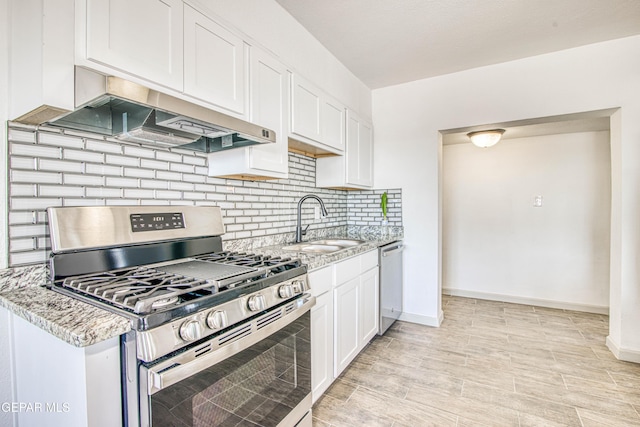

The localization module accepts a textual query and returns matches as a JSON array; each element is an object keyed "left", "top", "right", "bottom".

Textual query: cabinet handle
[{"left": 382, "top": 245, "right": 404, "bottom": 257}]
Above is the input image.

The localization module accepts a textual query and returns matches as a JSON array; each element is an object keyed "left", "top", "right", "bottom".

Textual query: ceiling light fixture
[{"left": 467, "top": 129, "right": 505, "bottom": 148}]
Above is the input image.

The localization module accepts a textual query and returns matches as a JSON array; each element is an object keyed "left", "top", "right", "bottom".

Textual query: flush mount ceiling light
[{"left": 467, "top": 129, "right": 505, "bottom": 148}]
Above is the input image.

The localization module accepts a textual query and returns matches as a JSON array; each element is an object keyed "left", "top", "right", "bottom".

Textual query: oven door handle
[{"left": 143, "top": 294, "right": 315, "bottom": 395}]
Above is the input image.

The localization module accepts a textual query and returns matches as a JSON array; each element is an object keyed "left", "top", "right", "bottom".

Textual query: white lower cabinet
[
  {"left": 2, "top": 307, "right": 121, "bottom": 427},
  {"left": 311, "top": 290, "right": 334, "bottom": 402},
  {"left": 309, "top": 250, "right": 379, "bottom": 401},
  {"left": 333, "top": 276, "right": 360, "bottom": 376}
]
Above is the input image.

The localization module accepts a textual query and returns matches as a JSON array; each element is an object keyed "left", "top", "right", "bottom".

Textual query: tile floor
[{"left": 312, "top": 295, "right": 640, "bottom": 426}]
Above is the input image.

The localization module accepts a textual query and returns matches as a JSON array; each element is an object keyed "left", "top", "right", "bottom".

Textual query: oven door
[{"left": 138, "top": 295, "right": 315, "bottom": 427}]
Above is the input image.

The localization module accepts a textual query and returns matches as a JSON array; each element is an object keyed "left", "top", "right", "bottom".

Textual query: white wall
[
  {"left": 443, "top": 131, "right": 611, "bottom": 312},
  {"left": 372, "top": 35, "right": 640, "bottom": 360}
]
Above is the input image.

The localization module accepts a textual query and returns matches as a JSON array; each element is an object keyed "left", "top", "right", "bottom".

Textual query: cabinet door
[
  {"left": 311, "top": 291, "right": 334, "bottom": 403},
  {"left": 86, "top": 0, "right": 183, "bottom": 90},
  {"left": 290, "top": 75, "right": 322, "bottom": 143},
  {"left": 334, "top": 277, "right": 360, "bottom": 377},
  {"left": 184, "top": 5, "right": 246, "bottom": 116},
  {"left": 345, "top": 111, "right": 374, "bottom": 188},
  {"left": 359, "top": 268, "right": 379, "bottom": 347},
  {"left": 321, "top": 97, "right": 345, "bottom": 152},
  {"left": 248, "top": 48, "right": 289, "bottom": 176}
]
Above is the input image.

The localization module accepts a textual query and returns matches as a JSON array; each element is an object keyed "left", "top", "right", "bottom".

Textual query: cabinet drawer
[
  {"left": 361, "top": 249, "right": 378, "bottom": 272},
  {"left": 334, "top": 256, "right": 360, "bottom": 285},
  {"left": 309, "top": 266, "right": 333, "bottom": 297}
]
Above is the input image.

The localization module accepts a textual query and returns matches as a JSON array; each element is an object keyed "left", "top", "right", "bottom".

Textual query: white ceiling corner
[{"left": 275, "top": 0, "right": 640, "bottom": 89}]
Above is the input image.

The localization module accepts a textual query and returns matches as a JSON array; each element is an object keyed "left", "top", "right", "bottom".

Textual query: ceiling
[{"left": 275, "top": 0, "right": 640, "bottom": 89}]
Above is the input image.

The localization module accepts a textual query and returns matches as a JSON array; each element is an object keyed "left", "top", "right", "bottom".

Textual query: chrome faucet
[{"left": 295, "top": 195, "right": 328, "bottom": 243}]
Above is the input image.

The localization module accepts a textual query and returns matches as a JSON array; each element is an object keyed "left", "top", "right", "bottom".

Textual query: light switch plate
[{"left": 534, "top": 195, "right": 543, "bottom": 207}]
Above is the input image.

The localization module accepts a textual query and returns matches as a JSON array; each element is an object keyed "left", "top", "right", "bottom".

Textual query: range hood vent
[{"left": 28, "top": 67, "right": 275, "bottom": 153}]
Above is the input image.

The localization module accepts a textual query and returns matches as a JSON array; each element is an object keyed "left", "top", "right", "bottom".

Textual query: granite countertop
[
  {"left": 252, "top": 237, "right": 400, "bottom": 270},
  {"left": 0, "top": 234, "right": 402, "bottom": 348}
]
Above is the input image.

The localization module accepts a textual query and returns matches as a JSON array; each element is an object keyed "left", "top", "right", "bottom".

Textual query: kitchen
[{"left": 1, "top": 0, "right": 640, "bottom": 426}]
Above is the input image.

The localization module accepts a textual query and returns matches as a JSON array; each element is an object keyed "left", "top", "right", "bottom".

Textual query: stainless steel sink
[
  {"left": 281, "top": 238, "right": 365, "bottom": 254},
  {"left": 309, "top": 239, "right": 364, "bottom": 247},
  {"left": 281, "top": 243, "right": 344, "bottom": 254}
]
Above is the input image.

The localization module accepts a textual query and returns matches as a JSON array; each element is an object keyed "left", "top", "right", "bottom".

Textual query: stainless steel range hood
[{"left": 25, "top": 67, "right": 275, "bottom": 152}]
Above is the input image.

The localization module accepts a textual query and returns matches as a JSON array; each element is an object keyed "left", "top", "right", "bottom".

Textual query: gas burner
[{"left": 151, "top": 296, "right": 180, "bottom": 309}]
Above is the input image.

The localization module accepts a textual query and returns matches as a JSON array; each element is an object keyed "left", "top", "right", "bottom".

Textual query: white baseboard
[
  {"left": 398, "top": 309, "right": 443, "bottom": 327},
  {"left": 442, "top": 288, "right": 609, "bottom": 315},
  {"left": 606, "top": 336, "right": 640, "bottom": 364}
]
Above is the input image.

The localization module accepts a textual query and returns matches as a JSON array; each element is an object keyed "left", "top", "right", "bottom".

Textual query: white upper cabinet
[
  {"left": 290, "top": 74, "right": 345, "bottom": 155},
  {"left": 208, "top": 47, "right": 289, "bottom": 180},
  {"left": 85, "top": 0, "right": 184, "bottom": 91},
  {"left": 322, "top": 95, "right": 346, "bottom": 152},
  {"left": 316, "top": 109, "right": 373, "bottom": 189},
  {"left": 183, "top": 5, "right": 246, "bottom": 116},
  {"left": 290, "top": 74, "right": 322, "bottom": 143}
]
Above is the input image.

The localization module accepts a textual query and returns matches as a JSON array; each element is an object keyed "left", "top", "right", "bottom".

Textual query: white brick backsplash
[
  {"left": 124, "top": 167, "right": 155, "bottom": 178},
  {"left": 156, "top": 151, "right": 182, "bottom": 162},
  {"left": 156, "top": 170, "right": 182, "bottom": 181},
  {"left": 140, "top": 179, "right": 169, "bottom": 190},
  {"left": 63, "top": 148, "right": 104, "bottom": 163},
  {"left": 169, "top": 181, "right": 194, "bottom": 191},
  {"left": 38, "top": 132, "right": 84, "bottom": 148},
  {"left": 182, "top": 155, "right": 206, "bottom": 166},
  {"left": 86, "top": 187, "right": 123, "bottom": 198},
  {"left": 156, "top": 190, "right": 182, "bottom": 200},
  {"left": 11, "top": 184, "right": 37, "bottom": 197},
  {"left": 8, "top": 129, "right": 36, "bottom": 143},
  {"left": 10, "top": 251, "right": 48, "bottom": 265},
  {"left": 65, "top": 174, "right": 104, "bottom": 186},
  {"left": 9, "top": 211, "right": 39, "bottom": 225},
  {"left": 123, "top": 189, "right": 155, "bottom": 199},
  {"left": 181, "top": 174, "right": 206, "bottom": 183},
  {"left": 6, "top": 124, "right": 402, "bottom": 266},
  {"left": 63, "top": 198, "right": 105, "bottom": 207},
  {"left": 86, "top": 139, "right": 123, "bottom": 154},
  {"left": 10, "top": 157, "right": 37, "bottom": 170},
  {"left": 170, "top": 162, "right": 195, "bottom": 173},
  {"left": 11, "top": 170, "right": 62, "bottom": 184},
  {"left": 39, "top": 185, "right": 84, "bottom": 197},
  {"left": 124, "top": 146, "right": 156, "bottom": 159},
  {"left": 9, "top": 224, "right": 48, "bottom": 239},
  {"left": 106, "top": 154, "right": 140, "bottom": 167},
  {"left": 140, "top": 159, "right": 169, "bottom": 170},
  {"left": 39, "top": 158, "right": 84, "bottom": 173},
  {"left": 106, "top": 177, "right": 139, "bottom": 188},
  {"left": 11, "top": 143, "right": 61, "bottom": 158},
  {"left": 11, "top": 238, "right": 37, "bottom": 252},
  {"left": 182, "top": 192, "right": 206, "bottom": 200},
  {"left": 86, "top": 164, "right": 122, "bottom": 176},
  {"left": 11, "top": 197, "right": 62, "bottom": 211}
]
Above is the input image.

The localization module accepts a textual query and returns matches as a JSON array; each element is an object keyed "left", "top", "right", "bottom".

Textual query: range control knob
[
  {"left": 247, "top": 294, "right": 266, "bottom": 312},
  {"left": 206, "top": 310, "right": 227, "bottom": 330},
  {"left": 179, "top": 319, "right": 203, "bottom": 342},
  {"left": 291, "top": 280, "right": 306, "bottom": 293},
  {"left": 278, "top": 284, "right": 294, "bottom": 299}
]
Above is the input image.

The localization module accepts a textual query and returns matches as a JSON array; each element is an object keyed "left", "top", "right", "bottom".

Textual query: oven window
[{"left": 149, "top": 312, "right": 311, "bottom": 426}]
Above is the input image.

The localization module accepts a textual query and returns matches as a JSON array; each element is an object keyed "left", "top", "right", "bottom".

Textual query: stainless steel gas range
[{"left": 47, "top": 205, "right": 315, "bottom": 427}]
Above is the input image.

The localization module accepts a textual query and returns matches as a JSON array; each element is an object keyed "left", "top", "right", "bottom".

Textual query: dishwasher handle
[{"left": 381, "top": 244, "right": 404, "bottom": 257}]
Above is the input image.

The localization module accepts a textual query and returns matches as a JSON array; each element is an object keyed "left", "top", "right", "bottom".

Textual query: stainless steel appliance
[
  {"left": 47, "top": 206, "right": 314, "bottom": 427},
  {"left": 17, "top": 67, "right": 276, "bottom": 153},
  {"left": 378, "top": 241, "right": 404, "bottom": 335}
]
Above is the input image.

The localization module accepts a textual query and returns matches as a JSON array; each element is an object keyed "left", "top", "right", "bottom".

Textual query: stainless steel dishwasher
[{"left": 378, "top": 240, "right": 404, "bottom": 335}]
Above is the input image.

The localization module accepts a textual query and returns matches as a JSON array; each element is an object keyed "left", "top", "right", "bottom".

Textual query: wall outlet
[
  {"left": 534, "top": 195, "right": 543, "bottom": 207},
  {"left": 314, "top": 206, "right": 320, "bottom": 219}
]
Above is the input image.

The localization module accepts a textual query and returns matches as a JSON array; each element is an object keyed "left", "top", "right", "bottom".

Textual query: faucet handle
[{"left": 302, "top": 224, "right": 311, "bottom": 236}]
